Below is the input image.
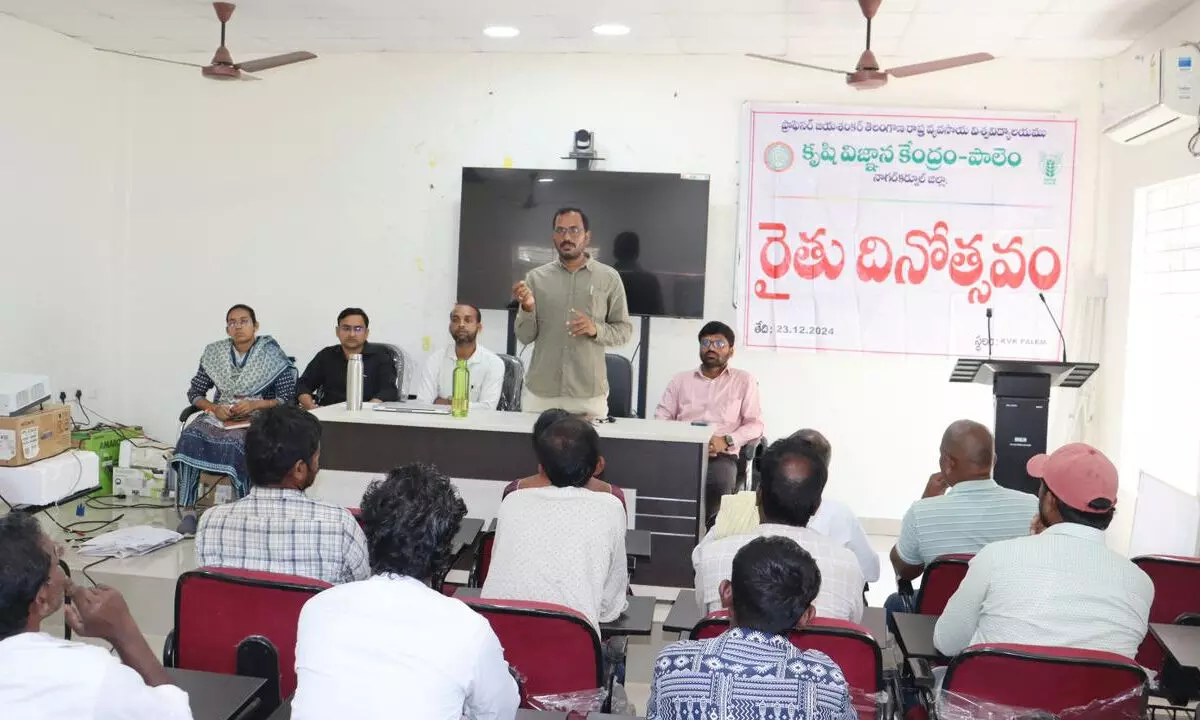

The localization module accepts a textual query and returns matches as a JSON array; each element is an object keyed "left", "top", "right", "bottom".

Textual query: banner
[{"left": 737, "top": 104, "right": 1077, "bottom": 359}]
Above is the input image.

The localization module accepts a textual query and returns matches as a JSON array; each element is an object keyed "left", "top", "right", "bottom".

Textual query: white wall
[
  {"left": 0, "top": 10, "right": 1109, "bottom": 521},
  {"left": 1092, "top": 0, "right": 1200, "bottom": 552},
  {"left": 0, "top": 16, "right": 126, "bottom": 425}
]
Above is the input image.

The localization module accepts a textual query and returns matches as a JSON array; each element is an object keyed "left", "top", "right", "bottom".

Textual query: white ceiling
[{"left": 0, "top": 0, "right": 1192, "bottom": 60}]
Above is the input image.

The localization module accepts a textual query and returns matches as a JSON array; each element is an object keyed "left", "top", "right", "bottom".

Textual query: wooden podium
[{"left": 950, "top": 359, "right": 1099, "bottom": 494}]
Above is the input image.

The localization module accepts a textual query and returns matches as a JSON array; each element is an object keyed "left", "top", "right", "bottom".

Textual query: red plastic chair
[
  {"left": 941, "top": 644, "right": 1146, "bottom": 718},
  {"left": 462, "top": 597, "right": 603, "bottom": 707},
  {"left": 914, "top": 553, "right": 973, "bottom": 614},
  {"left": 164, "top": 567, "right": 330, "bottom": 705},
  {"left": 691, "top": 612, "right": 887, "bottom": 718},
  {"left": 1132, "top": 555, "right": 1200, "bottom": 676}
]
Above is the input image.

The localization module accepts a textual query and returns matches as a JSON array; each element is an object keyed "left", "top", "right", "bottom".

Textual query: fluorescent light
[
  {"left": 537, "top": 178, "right": 555, "bottom": 183},
  {"left": 483, "top": 26, "right": 520, "bottom": 38},
  {"left": 592, "top": 23, "right": 630, "bottom": 36}
]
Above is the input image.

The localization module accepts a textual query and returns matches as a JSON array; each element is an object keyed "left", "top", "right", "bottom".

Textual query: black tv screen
[{"left": 457, "top": 167, "right": 710, "bottom": 319}]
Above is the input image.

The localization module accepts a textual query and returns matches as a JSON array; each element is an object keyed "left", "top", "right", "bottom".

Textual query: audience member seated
[
  {"left": 196, "top": 404, "right": 369, "bottom": 584},
  {"left": 648, "top": 536, "right": 855, "bottom": 720},
  {"left": 886, "top": 419, "right": 1036, "bottom": 616},
  {"left": 693, "top": 437, "right": 865, "bottom": 622},
  {"left": 172, "top": 303, "right": 295, "bottom": 512},
  {"left": 292, "top": 463, "right": 518, "bottom": 719},
  {"left": 711, "top": 428, "right": 880, "bottom": 582},
  {"left": 296, "top": 307, "right": 398, "bottom": 409},
  {"left": 934, "top": 443, "right": 1154, "bottom": 659},
  {"left": 0, "top": 513, "right": 192, "bottom": 719},
  {"left": 502, "top": 408, "right": 627, "bottom": 510},
  {"left": 655, "top": 320, "right": 764, "bottom": 527},
  {"left": 482, "top": 416, "right": 628, "bottom": 633},
  {"left": 417, "top": 303, "right": 505, "bottom": 410}
]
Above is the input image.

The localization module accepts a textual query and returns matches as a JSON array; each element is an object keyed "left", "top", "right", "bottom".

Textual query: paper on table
[{"left": 78, "top": 525, "right": 183, "bottom": 558}]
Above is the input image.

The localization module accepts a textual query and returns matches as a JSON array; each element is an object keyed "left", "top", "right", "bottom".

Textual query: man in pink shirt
[{"left": 656, "top": 321, "right": 765, "bottom": 527}]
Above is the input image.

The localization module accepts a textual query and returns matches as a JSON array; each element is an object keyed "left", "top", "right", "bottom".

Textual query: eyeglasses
[
  {"left": 554, "top": 227, "right": 585, "bottom": 237},
  {"left": 339, "top": 325, "right": 366, "bottom": 335},
  {"left": 700, "top": 339, "right": 729, "bottom": 349},
  {"left": 226, "top": 319, "right": 253, "bottom": 329}
]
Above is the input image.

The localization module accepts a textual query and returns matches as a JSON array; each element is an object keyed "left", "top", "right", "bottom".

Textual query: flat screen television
[{"left": 457, "top": 167, "right": 711, "bottom": 319}]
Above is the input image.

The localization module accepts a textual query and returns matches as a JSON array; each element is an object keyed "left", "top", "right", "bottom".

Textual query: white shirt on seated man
[
  {"left": 417, "top": 302, "right": 505, "bottom": 410},
  {"left": 693, "top": 437, "right": 865, "bottom": 624},
  {"left": 0, "top": 513, "right": 192, "bottom": 720},
  {"left": 934, "top": 443, "right": 1155, "bottom": 660},
  {"left": 293, "top": 463, "right": 518, "bottom": 720}
]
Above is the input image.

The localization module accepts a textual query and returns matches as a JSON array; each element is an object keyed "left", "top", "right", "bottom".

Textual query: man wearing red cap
[{"left": 933, "top": 443, "right": 1154, "bottom": 659}]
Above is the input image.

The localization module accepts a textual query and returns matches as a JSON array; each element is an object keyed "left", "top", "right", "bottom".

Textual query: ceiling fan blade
[
  {"left": 745, "top": 54, "right": 850, "bottom": 76},
  {"left": 95, "top": 48, "right": 206, "bottom": 68},
  {"left": 236, "top": 51, "right": 317, "bottom": 73},
  {"left": 886, "top": 52, "right": 994, "bottom": 78}
]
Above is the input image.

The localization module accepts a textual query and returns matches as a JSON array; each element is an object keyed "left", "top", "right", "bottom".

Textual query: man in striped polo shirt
[{"left": 885, "top": 420, "right": 1037, "bottom": 617}]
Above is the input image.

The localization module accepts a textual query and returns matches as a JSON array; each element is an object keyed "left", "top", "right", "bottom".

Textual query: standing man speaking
[{"left": 513, "top": 207, "right": 632, "bottom": 417}]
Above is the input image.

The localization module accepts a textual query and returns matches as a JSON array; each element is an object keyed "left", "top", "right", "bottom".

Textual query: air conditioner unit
[{"left": 1103, "top": 47, "right": 1199, "bottom": 146}]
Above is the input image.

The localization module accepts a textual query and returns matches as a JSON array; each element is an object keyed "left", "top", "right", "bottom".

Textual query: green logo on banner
[{"left": 1040, "top": 152, "right": 1063, "bottom": 186}]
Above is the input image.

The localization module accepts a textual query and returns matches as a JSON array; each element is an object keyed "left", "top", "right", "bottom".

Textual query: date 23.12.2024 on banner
[{"left": 736, "top": 104, "right": 1076, "bottom": 360}]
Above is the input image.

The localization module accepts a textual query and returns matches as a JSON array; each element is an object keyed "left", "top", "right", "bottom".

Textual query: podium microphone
[
  {"left": 985, "top": 307, "right": 993, "bottom": 359},
  {"left": 1038, "top": 292, "right": 1068, "bottom": 363}
]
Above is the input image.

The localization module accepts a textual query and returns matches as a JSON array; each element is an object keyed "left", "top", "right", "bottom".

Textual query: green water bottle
[{"left": 451, "top": 359, "right": 470, "bottom": 418}]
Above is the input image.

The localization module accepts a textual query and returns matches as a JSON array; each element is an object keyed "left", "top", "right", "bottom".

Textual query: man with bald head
[
  {"left": 693, "top": 437, "right": 865, "bottom": 622},
  {"left": 885, "top": 420, "right": 1037, "bottom": 616}
]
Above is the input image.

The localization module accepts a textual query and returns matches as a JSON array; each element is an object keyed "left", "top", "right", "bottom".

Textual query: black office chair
[
  {"left": 737, "top": 437, "right": 765, "bottom": 491},
  {"left": 496, "top": 354, "right": 524, "bottom": 411},
  {"left": 605, "top": 354, "right": 634, "bottom": 418},
  {"left": 378, "top": 344, "right": 414, "bottom": 399}
]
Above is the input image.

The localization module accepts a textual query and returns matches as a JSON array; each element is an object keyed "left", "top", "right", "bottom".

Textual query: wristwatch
[{"left": 723, "top": 434, "right": 734, "bottom": 447}]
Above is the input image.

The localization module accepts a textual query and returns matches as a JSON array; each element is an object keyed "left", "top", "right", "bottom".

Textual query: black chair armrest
[
  {"left": 908, "top": 657, "right": 935, "bottom": 689},
  {"left": 179, "top": 405, "right": 201, "bottom": 423},
  {"left": 897, "top": 578, "right": 915, "bottom": 597},
  {"left": 163, "top": 630, "right": 176, "bottom": 667}
]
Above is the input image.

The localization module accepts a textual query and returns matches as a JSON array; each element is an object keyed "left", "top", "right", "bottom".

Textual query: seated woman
[
  {"left": 172, "top": 304, "right": 295, "bottom": 512},
  {"left": 502, "top": 408, "right": 627, "bottom": 510}
]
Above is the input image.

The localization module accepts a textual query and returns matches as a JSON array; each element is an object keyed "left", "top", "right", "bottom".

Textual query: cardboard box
[
  {"left": 196, "top": 472, "right": 234, "bottom": 508},
  {"left": 0, "top": 404, "right": 72, "bottom": 467}
]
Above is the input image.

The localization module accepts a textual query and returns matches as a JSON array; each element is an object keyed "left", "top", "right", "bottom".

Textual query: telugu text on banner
[{"left": 736, "top": 104, "right": 1077, "bottom": 359}]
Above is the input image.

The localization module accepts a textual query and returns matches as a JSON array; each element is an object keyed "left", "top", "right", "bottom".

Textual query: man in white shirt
[
  {"left": 693, "top": 437, "right": 865, "bottom": 623},
  {"left": 0, "top": 512, "right": 192, "bottom": 720},
  {"left": 708, "top": 429, "right": 880, "bottom": 583},
  {"left": 482, "top": 416, "right": 629, "bottom": 633},
  {"left": 934, "top": 443, "right": 1154, "bottom": 659},
  {"left": 417, "top": 303, "right": 506, "bottom": 410},
  {"left": 293, "top": 463, "right": 518, "bottom": 720}
]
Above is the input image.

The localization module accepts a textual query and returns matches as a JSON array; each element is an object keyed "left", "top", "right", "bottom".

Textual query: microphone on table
[
  {"left": 985, "top": 307, "right": 993, "bottom": 360},
  {"left": 1038, "top": 292, "right": 1068, "bottom": 363}
]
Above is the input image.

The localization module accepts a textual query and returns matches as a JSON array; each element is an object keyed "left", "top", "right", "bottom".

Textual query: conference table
[{"left": 312, "top": 405, "right": 712, "bottom": 587}]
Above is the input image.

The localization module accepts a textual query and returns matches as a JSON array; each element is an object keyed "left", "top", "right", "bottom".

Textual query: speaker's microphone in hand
[
  {"left": 985, "top": 307, "right": 993, "bottom": 359},
  {"left": 1038, "top": 292, "right": 1068, "bottom": 363}
]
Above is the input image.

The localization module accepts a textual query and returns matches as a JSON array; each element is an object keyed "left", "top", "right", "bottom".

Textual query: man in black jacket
[{"left": 297, "top": 308, "right": 399, "bottom": 408}]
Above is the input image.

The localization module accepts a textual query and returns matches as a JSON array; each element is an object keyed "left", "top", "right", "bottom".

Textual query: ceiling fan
[
  {"left": 747, "top": 0, "right": 993, "bottom": 90},
  {"left": 97, "top": 2, "right": 316, "bottom": 81}
]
